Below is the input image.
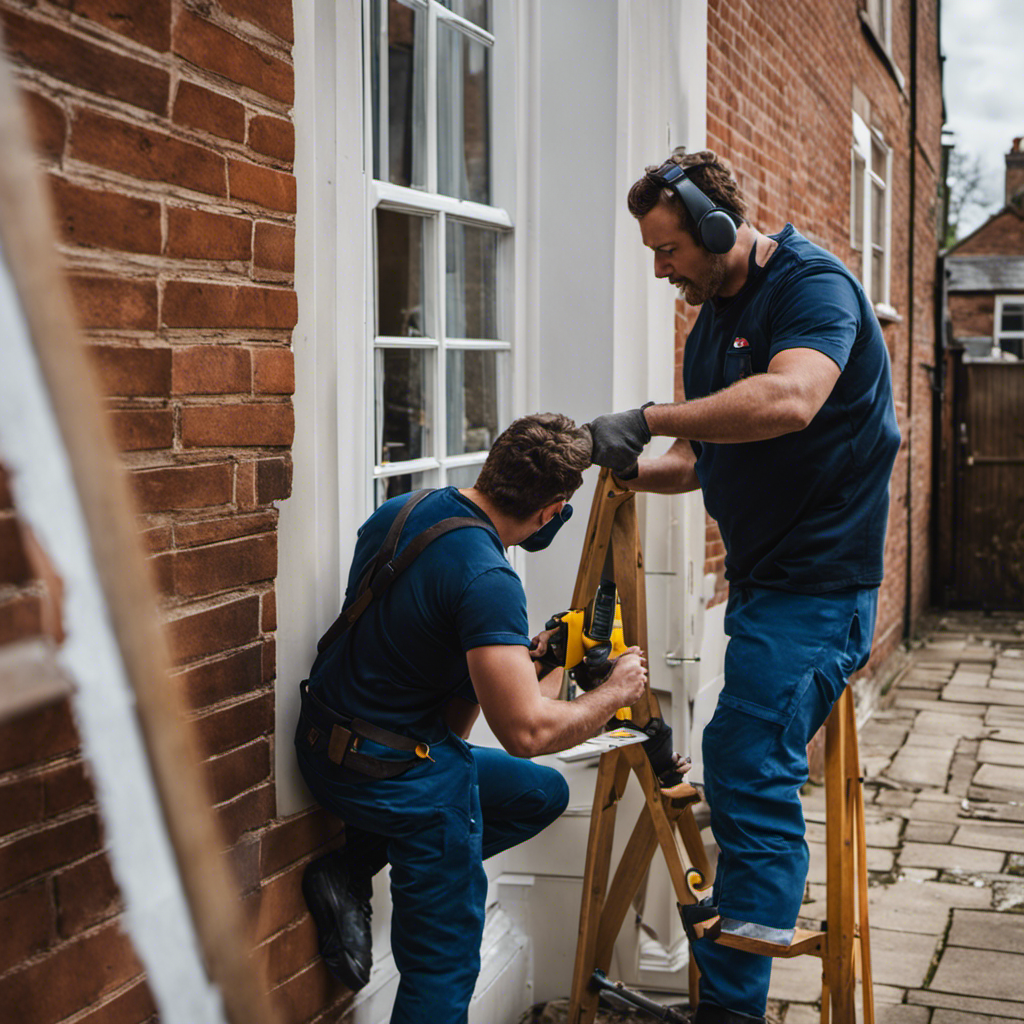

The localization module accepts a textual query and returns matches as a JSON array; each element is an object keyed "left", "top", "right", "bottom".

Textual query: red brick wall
[
  {"left": 0, "top": 4, "right": 352, "bottom": 1022},
  {"left": 684, "top": 0, "right": 943, "bottom": 651},
  {"left": 948, "top": 294, "right": 996, "bottom": 338}
]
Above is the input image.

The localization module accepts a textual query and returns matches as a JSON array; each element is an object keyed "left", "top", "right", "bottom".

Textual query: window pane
[
  {"left": 871, "top": 180, "right": 886, "bottom": 254},
  {"left": 372, "top": 1, "right": 426, "bottom": 187},
  {"left": 376, "top": 348, "right": 433, "bottom": 464},
  {"left": 377, "top": 209, "right": 428, "bottom": 337},
  {"left": 447, "top": 463, "right": 483, "bottom": 489},
  {"left": 852, "top": 153, "right": 865, "bottom": 251},
  {"left": 375, "top": 470, "right": 433, "bottom": 508},
  {"left": 871, "top": 249, "right": 884, "bottom": 306},
  {"left": 871, "top": 137, "right": 887, "bottom": 183},
  {"left": 439, "top": 0, "right": 489, "bottom": 30},
  {"left": 446, "top": 349, "right": 505, "bottom": 455},
  {"left": 438, "top": 24, "right": 490, "bottom": 203},
  {"left": 1001, "top": 339, "right": 1023, "bottom": 358},
  {"left": 446, "top": 221, "right": 499, "bottom": 338},
  {"left": 1001, "top": 303, "right": 1024, "bottom": 333}
]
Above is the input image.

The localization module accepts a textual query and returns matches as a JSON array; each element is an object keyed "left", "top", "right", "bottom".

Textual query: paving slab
[
  {"left": 898, "top": 842, "right": 1005, "bottom": 873},
  {"left": 874, "top": 789, "right": 918, "bottom": 808},
  {"left": 978, "top": 739, "right": 1024, "bottom": 768},
  {"left": 869, "top": 927, "right": 939, "bottom": 987},
  {"left": 807, "top": 840, "right": 893, "bottom": 883},
  {"left": 871, "top": 1007, "right": 931, "bottom": 1024},
  {"left": 974, "top": 763, "right": 1024, "bottom": 792},
  {"left": 910, "top": 710, "right": 985, "bottom": 736},
  {"left": 907, "top": 988, "right": 1024, "bottom": 1019},
  {"left": 766, "top": 952, "right": 823, "bottom": 1003},
  {"left": 986, "top": 705, "right": 1024, "bottom": 724},
  {"left": 896, "top": 698, "right": 984, "bottom": 714},
  {"left": 944, "top": 685, "right": 1024, "bottom": 706},
  {"left": 946, "top": 907, "right": 1024, "bottom": 953},
  {"left": 861, "top": 721, "right": 911, "bottom": 746},
  {"left": 886, "top": 748, "right": 953, "bottom": 787},
  {"left": 949, "top": 671, "right": 991, "bottom": 687},
  {"left": 987, "top": 726, "right": 1024, "bottom": 744},
  {"left": 866, "top": 877, "right": 991, "bottom": 933},
  {"left": 990, "top": 678, "right": 1024, "bottom": 692},
  {"left": 908, "top": 797, "right": 968, "bottom": 823},
  {"left": 932, "top": 1010, "right": 1024, "bottom": 1024},
  {"left": 904, "top": 821, "right": 956, "bottom": 843},
  {"left": 968, "top": 801, "right": 1024, "bottom": 824},
  {"left": 953, "top": 824, "right": 1024, "bottom": 853},
  {"left": 903, "top": 731, "right": 960, "bottom": 750},
  {"left": 865, "top": 817, "right": 904, "bottom": 848},
  {"left": 929, "top": 947, "right": 1024, "bottom": 1002}
]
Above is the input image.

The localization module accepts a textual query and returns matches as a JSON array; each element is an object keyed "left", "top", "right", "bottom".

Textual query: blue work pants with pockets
[
  {"left": 691, "top": 586, "right": 877, "bottom": 1018},
  {"left": 296, "top": 724, "right": 569, "bottom": 1024}
]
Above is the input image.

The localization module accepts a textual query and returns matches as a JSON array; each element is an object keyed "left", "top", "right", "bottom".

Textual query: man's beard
[{"left": 674, "top": 252, "right": 729, "bottom": 305}]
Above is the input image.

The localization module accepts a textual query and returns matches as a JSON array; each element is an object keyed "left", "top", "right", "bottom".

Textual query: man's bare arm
[
  {"left": 620, "top": 438, "right": 700, "bottom": 494},
  {"left": 645, "top": 348, "right": 841, "bottom": 444},
  {"left": 467, "top": 644, "right": 647, "bottom": 758}
]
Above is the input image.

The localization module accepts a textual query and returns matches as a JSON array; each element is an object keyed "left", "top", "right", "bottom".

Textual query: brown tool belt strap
[
  {"left": 300, "top": 682, "right": 422, "bottom": 780},
  {"left": 316, "top": 493, "right": 498, "bottom": 654}
]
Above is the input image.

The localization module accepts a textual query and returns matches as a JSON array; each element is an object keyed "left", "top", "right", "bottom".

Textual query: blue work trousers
[
  {"left": 692, "top": 586, "right": 877, "bottom": 1018},
  {"left": 296, "top": 728, "right": 568, "bottom": 1024}
]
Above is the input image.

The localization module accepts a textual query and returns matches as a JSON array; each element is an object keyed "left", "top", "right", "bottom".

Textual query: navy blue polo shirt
[
  {"left": 683, "top": 224, "right": 900, "bottom": 592},
  {"left": 310, "top": 488, "right": 530, "bottom": 737}
]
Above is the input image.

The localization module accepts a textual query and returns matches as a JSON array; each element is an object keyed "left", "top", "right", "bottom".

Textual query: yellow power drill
[{"left": 536, "top": 579, "right": 633, "bottom": 720}]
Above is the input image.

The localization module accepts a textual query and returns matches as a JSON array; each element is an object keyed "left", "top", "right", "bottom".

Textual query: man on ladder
[
  {"left": 295, "top": 413, "right": 648, "bottom": 1024},
  {"left": 586, "top": 150, "right": 901, "bottom": 1024}
]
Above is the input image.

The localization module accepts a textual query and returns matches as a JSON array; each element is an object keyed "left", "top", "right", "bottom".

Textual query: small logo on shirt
[{"left": 732, "top": 337, "right": 750, "bottom": 349}]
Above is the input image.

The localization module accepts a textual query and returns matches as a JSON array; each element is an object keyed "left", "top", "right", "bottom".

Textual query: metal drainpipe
[{"left": 904, "top": 0, "right": 919, "bottom": 638}]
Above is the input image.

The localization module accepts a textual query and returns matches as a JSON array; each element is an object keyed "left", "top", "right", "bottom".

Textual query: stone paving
[{"left": 768, "top": 612, "right": 1024, "bottom": 1023}]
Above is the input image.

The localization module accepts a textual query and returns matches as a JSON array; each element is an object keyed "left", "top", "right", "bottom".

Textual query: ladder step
[{"left": 715, "top": 926, "right": 825, "bottom": 959}]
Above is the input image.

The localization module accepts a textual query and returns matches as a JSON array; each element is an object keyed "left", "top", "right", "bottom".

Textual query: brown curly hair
[
  {"left": 627, "top": 148, "right": 748, "bottom": 246},
  {"left": 474, "top": 413, "right": 592, "bottom": 520}
]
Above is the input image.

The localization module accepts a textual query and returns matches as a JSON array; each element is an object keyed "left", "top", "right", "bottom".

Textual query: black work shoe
[
  {"left": 693, "top": 1002, "right": 766, "bottom": 1024},
  {"left": 302, "top": 851, "right": 373, "bottom": 991}
]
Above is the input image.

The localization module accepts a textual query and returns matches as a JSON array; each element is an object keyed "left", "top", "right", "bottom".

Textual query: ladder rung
[{"left": 716, "top": 926, "right": 825, "bottom": 959}]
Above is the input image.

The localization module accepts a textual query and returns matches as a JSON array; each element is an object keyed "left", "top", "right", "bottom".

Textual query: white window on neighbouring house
[
  {"left": 851, "top": 111, "right": 894, "bottom": 315},
  {"left": 995, "top": 296, "right": 1024, "bottom": 358},
  {"left": 367, "top": 0, "right": 512, "bottom": 507}
]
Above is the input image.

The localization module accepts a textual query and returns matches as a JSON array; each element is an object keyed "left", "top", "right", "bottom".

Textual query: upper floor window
[
  {"left": 995, "top": 296, "right": 1024, "bottom": 358},
  {"left": 861, "top": 0, "right": 890, "bottom": 50},
  {"left": 367, "top": 0, "right": 512, "bottom": 506},
  {"left": 851, "top": 111, "right": 893, "bottom": 314}
]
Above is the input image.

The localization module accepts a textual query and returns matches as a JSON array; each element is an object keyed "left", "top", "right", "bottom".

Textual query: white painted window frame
[
  {"left": 994, "top": 294, "right": 1024, "bottom": 357},
  {"left": 852, "top": 111, "right": 895, "bottom": 318},
  {"left": 366, "top": 0, "right": 514, "bottom": 507}
]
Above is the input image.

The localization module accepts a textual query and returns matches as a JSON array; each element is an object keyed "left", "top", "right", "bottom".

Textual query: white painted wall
[{"left": 282, "top": 0, "right": 725, "bottom": 1017}]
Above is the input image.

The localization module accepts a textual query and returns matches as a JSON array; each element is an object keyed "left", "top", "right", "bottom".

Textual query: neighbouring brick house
[{"left": 0, "top": 2, "right": 942, "bottom": 1023}]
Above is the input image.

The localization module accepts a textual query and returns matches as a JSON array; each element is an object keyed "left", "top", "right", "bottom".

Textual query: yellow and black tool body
[{"left": 537, "top": 579, "right": 631, "bottom": 720}]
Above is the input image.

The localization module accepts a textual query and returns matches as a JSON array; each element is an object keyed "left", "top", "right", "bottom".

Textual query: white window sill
[{"left": 874, "top": 302, "right": 902, "bottom": 324}]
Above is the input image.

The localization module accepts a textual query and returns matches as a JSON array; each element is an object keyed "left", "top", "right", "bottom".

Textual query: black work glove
[{"left": 584, "top": 402, "right": 654, "bottom": 480}]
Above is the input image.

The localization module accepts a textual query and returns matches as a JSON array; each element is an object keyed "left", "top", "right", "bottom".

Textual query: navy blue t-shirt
[
  {"left": 309, "top": 488, "right": 530, "bottom": 737},
  {"left": 683, "top": 224, "right": 900, "bottom": 592}
]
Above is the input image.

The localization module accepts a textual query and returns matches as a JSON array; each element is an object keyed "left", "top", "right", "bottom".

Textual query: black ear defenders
[{"left": 650, "top": 160, "right": 740, "bottom": 255}]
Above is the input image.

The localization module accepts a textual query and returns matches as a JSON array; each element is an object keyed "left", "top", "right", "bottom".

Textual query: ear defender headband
[{"left": 650, "top": 161, "right": 740, "bottom": 255}]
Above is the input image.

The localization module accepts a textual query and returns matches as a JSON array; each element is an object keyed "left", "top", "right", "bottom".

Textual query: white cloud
[{"left": 941, "top": 0, "right": 1024, "bottom": 230}]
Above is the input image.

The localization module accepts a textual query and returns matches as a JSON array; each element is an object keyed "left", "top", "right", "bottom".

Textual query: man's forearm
[
  {"left": 621, "top": 439, "right": 700, "bottom": 494},
  {"left": 526, "top": 682, "right": 638, "bottom": 757},
  {"left": 645, "top": 373, "right": 811, "bottom": 444}
]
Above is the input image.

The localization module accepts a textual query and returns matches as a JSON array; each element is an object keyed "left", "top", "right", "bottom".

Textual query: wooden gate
[{"left": 949, "top": 360, "right": 1024, "bottom": 608}]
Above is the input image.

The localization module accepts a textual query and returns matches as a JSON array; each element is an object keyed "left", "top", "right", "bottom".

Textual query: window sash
[
  {"left": 851, "top": 112, "right": 891, "bottom": 308},
  {"left": 365, "top": 0, "right": 511, "bottom": 499}
]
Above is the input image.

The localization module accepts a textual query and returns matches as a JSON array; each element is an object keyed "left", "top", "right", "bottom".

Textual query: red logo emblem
[{"left": 732, "top": 337, "right": 750, "bottom": 348}]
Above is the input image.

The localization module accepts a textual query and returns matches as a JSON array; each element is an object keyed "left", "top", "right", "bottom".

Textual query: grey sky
[{"left": 941, "top": 0, "right": 1024, "bottom": 233}]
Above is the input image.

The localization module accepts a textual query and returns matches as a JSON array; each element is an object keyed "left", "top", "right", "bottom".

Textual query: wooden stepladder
[
  {"left": 566, "top": 469, "right": 710, "bottom": 1023},
  {"left": 566, "top": 470, "right": 875, "bottom": 1024}
]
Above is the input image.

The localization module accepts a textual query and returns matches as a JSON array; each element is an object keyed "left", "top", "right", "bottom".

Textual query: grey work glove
[{"left": 584, "top": 403, "right": 654, "bottom": 480}]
